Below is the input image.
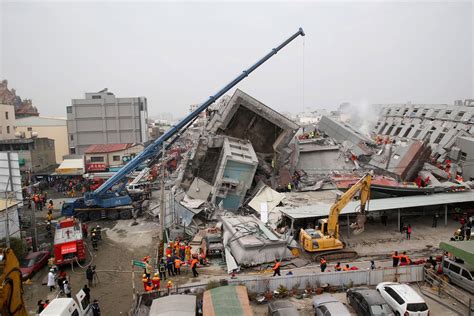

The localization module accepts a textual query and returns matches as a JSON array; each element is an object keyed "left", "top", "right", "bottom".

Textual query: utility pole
[{"left": 159, "top": 142, "right": 166, "bottom": 258}]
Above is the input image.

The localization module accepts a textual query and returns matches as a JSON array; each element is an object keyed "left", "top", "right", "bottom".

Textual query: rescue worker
[
  {"left": 392, "top": 251, "right": 400, "bottom": 267},
  {"left": 272, "top": 259, "right": 281, "bottom": 276},
  {"left": 334, "top": 262, "right": 342, "bottom": 272},
  {"left": 174, "top": 257, "right": 182, "bottom": 275},
  {"left": 151, "top": 273, "right": 161, "bottom": 290},
  {"left": 406, "top": 224, "right": 412, "bottom": 240},
  {"left": 165, "top": 246, "right": 172, "bottom": 258},
  {"left": 91, "top": 232, "right": 98, "bottom": 251},
  {"left": 400, "top": 251, "right": 411, "bottom": 266},
  {"left": 191, "top": 257, "right": 199, "bottom": 277},
  {"left": 47, "top": 200, "right": 54, "bottom": 213},
  {"left": 370, "top": 260, "right": 376, "bottom": 270},
  {"left": 47, "top": 269, "right": 56, "bottom": 291},
  {"left": 142, "top": 274, "right": 149, "bottom": 291},
  {"left": 185, "top": 244, "right": 192, "bottom": 262},
  {"left": 86, "top": 266, "right": 94, "bottom": 287},
  {"left": 145, "top": 282, "right": 154, "bottom": 292},
  {"left": 159, "top": 259, "right": 166, "bottom": 280},
  {"left": 46, "top": 220, "right": 52, "bottom": 237},
  {"left": 82, "top": 223, "right": 88, "bottom": 238},
  {"left": 320, "top": 257, "right": 327, "bottom": 272},
  {"left": 95, "top": 225, "right": 101, "bottom": 241},
  {"left": 46, "top": 210, "right": 53, "bottom": 222},
  {"left": 91, "top": 299, "right": 101, "bottom": 316},
  {"left": 166, "top": 280, "right": 173, "bottom": 295},
  {"left": 180, "top": 243, "right": 186, "bottom": 260},
  {"left": 343, "top": 264, "right": 350, "bottom": 271},
  {"left": 166, "top": 255, "right": 175, "bottom": 276},
  {"left": 145, "top": 259, "right": 152, "bottom": 279}
]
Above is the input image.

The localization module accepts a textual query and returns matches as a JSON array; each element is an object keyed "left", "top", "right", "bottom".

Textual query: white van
[
  {"left": 40, "top": 290, "right": 92, "bottom": 316},
  {"left": 376, "top": 282, "right": 429, "bottom": 316},
  {"left": 442, "top": 256, "right": 474, "bottom": 293}
]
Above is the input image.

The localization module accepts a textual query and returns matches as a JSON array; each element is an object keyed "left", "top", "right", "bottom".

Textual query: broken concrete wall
[
  {"left": 368, "top": 140, "right": 431, "bottom": 181},
  {"left": 207, "top": 89, "right": 299, "bottom": 178},
  {"left": 453, "top": 136, "right": 474, "bottom": 181},
  {"left": 211, "top": 137, "right": 258, "bottom": 210},
  {"left": 318, "top": 115, "right": 374, "bottom": 146}
]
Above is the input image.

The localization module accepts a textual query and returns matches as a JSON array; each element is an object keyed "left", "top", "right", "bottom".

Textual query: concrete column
[
  {"left": 290, "top": 218, "right": 294, "bottom": 236},
  {"left": 347, "top": 214, "right": 350, "bottom": 238},
  {"left": 398, "top": 209, "right": 401, "bottom": 232},
  {"left": 445, "top": 204, "right": 448, "bottom": 226}
]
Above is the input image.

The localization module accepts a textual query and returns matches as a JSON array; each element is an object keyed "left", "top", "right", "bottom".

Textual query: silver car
[{"left": 313, "top": 293, "right": 351, "bottom": 316}]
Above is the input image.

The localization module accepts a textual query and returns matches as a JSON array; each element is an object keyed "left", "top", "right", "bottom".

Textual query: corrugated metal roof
[
  {"left": 15, "top": 116, "right": 66, "bottom": 127},
  {"left": 85, "top": 143, "right": 133, "bottom": 154},
  {"left": 149, "top": 295, "right": 196, "bottom": 316},
  {"left": 279, "top": 191, "right": 474, "bottom": 220},
  {"left": 203, "top": 286, "right": 253, "bottom": 316}
]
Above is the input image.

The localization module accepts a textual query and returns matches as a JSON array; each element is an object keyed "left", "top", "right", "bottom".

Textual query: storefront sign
[{"left": 85, "top": 163, "right": 107, "bottom": 172}]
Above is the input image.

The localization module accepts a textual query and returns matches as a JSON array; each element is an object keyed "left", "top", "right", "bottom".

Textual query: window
[
  {"left": 461, "top": 152, "right": 467, "bottom": 163},
  {"left": 316, "top": 305, "right": 328, "bottom": 315},
  {"left": 444, "top": 261, "right": 450, "bottom": 269},
  {"left": 70, "top": 148, "right": 76, "bottom": 154},
  {"left": 384, "top": 287, "right": 405, "bottom": 305},
  {"left": 66, "top": 106, "right": 72, "bottom": 113},
  {"left": 70, "top": 134, "right": 74, "bottom": 141},
  {"left": 5, "top": 112, "right": 8, "bottom": 120},
  {"left": 112, "top": 155, "right": 120, "bottom": 162},
  {"left": 413, "top": 129, "right": 421, "bottom": 139},
  {"left": 27, "top": 127, "right": 32, "bottom": 131},
  {"left": 0, "top": 126, "right": 3, "bottom": 134},
  {"left": 92, "top": 95, "right": 102, "bottom": 99},
  {"left": 435, "top": 133, "right": 445, "bottom": 143},
  {"left": 6, "top": 126, "right": 10, "bottom": 134},
  {"left": 449, "top": 263, "right": 461, "bottom": 274},
  {"left": 407, "top": 303, "right": 428, "bottom": 312},
  {"left": 462, "top": 269, "right": 472, "bottom": 280},
  {"left": 71, "top": 310, "right": 79, "bottom": 316},
  {"left": 90, "top": 156, "right": 104, "bottom": 162}
]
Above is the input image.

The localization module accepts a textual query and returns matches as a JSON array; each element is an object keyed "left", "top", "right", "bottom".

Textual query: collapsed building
[{"left": 169, "top": 93, "right": 474, "bottom": 273}]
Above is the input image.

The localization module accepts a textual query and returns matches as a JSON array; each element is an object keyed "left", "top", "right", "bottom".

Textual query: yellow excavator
[
  {"left": 299, "top": 172, "right": 372, "bottom": 260},
  {"left": 0, "top": 248, "right": 28, "bottom": 316}
]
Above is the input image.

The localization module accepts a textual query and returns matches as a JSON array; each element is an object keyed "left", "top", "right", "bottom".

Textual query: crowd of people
[{"left": 141, "top": 239, "right": 205, "bottom": 294}]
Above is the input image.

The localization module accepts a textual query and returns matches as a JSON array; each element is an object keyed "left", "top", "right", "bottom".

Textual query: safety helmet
[
  {"left": 154, "top": 273, "right": 159, "bottom": 277},
  {"left": 92, "top": 233, "right": 96, "bottom": 236},
  {"left": 143, "top": 274, "right": 147, "bottom": 278}
]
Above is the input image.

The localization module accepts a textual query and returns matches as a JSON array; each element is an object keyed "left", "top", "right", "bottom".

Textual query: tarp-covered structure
[
  {"left": 440, "top": 241, "right": 474, "bottom": 267},
  {"left": 55, "top": 158, "right": 84, "bottom": 175},
  {"left": 202, "top": 286, "right": 253, "bottom": 316}
]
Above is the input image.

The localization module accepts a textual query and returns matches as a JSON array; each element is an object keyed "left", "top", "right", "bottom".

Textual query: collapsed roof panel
[
  {"left": 222, "top": 215, "right": 292, "bottom": 266},
  {"left": 208, "top": 89, "right": 299, "bottom": 157},
  {"left": 317, "top": 115, "right": 373, "bottom": 145}
]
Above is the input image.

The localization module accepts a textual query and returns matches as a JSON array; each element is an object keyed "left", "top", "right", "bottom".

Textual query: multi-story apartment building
[
  {"left": 373, "top": 99, "right": 474, "bottom": 161},
  {"left": 0, "top": 104, "right": 16, "bottom": 140},
  {"left": 67, "top": 89, "right": 148, "bottom": 155}
]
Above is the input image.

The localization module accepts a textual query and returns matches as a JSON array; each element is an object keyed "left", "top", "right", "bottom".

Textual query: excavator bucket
[{"left": 350, "top": 213, "right": 367, "bottom": 235}]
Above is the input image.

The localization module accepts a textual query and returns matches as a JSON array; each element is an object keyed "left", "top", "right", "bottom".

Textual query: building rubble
[{"left": 165, "top": 94, "right": 474, "bottom": 273}]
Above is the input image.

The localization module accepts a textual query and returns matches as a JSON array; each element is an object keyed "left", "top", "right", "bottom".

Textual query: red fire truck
[{"left": 53, "top": 218, "right": 86, "bottom": 266}]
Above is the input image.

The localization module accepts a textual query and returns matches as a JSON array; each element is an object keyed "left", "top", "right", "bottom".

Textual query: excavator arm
[
  {"left": 0, "top": 248, "right": 28, "bottom": 316},
  {"left": 326, "top": 172, "right": 372, "bottom": 236}
]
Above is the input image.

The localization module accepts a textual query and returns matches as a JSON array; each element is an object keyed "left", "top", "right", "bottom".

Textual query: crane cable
[{"left": 302, "top": 35, "right": 306, "bottom": 113}]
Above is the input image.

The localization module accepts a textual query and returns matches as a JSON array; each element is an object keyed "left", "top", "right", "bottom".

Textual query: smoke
[{"left": 338, "top": 100, "right": 380, "bottom": 138}]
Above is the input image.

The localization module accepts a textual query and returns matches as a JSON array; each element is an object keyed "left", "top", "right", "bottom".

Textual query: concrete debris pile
[
  {"left": 169, "top": 92, "right": 474, "bottom": 273},
  {"left": 222, "top": 215, "right": 292, "bottom": 272}
]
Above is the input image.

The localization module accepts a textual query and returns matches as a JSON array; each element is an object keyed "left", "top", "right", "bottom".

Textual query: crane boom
[
  {"left": 85, "top": 27, "right": 305, "bottom": 207},
  {"left": 327, "top": 172, "right": 372, "bottom": 236}
]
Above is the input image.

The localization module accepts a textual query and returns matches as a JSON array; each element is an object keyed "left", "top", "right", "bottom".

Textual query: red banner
[
  {"left": 61, "top": 242, "right": 77, "bottom": 254},
  {"left": 86, "top": 163, "right": 107, "bottom": 172}
]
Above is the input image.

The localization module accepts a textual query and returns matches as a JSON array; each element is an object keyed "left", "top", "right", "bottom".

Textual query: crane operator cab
[{"left": 299, "top": 219, "right": 343, "bottom": 253}]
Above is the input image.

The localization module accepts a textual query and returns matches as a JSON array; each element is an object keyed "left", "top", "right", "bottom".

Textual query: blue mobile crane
[{"left": 62, "top": 27, "right": 305, "bottom": 221}]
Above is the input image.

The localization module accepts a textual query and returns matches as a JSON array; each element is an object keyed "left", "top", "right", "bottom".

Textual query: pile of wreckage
[{"left": 166, "top": 89, "right": 473, "bottom": 273}]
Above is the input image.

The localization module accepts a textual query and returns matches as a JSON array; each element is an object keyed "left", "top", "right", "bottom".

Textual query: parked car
[
  {"left": 347, "top": 287, "right": 394, "bottom": 316},
  {"left": 376, "top": 282, "right": 429, "bottom": 316},
  {"left": 442, "top": 256, "right": 474, "bottom": 293},
  {"left": 20, "top": 250, "right": 50, "bottom": 280},
  {"left": 313, "top": 293, "right": 351, "bottom": 316},
  {"left": 268, "top": 300, "right": 300, "bottom": 316}
]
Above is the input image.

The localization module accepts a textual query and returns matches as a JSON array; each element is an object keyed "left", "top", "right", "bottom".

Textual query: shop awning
[
  {"left": 55, "top": 159, "right": 84, "bottom": 175},
  {"left": 440, "top": 241, "right": 474, "bottom": 267}
]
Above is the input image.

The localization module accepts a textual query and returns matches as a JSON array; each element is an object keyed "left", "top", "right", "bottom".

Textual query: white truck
[{"left": 40, "top": 290, "right": 92, "bottom": 316}]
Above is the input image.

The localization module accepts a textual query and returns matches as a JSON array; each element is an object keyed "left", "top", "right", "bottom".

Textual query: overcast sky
[{"left": 1, "top": 1, "right": 472, "bottom": 119}]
